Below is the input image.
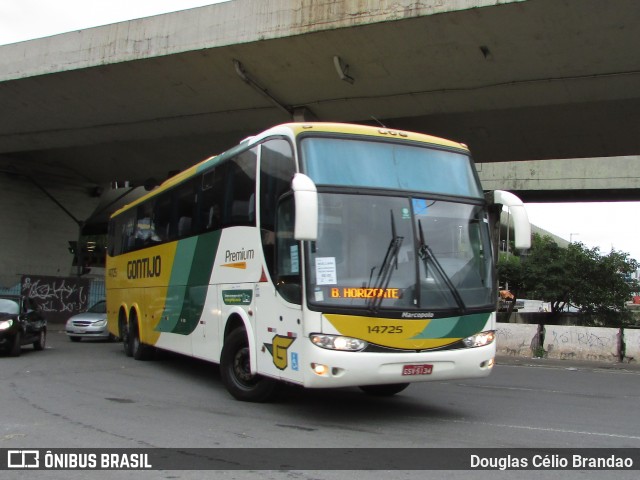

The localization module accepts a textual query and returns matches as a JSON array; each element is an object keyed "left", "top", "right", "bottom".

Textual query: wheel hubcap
[{"left": 233, "top": 347, "right": 256, "bottom": 385}]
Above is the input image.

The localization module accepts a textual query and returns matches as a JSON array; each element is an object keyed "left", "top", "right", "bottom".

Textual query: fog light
[
  {"left": 311, "top": 363, "right": 329, "bottom": 376},
  {"left": 480, "top": 358, "right": 495, "bottom": 369}
]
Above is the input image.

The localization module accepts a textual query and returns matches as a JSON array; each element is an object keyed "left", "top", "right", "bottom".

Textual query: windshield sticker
[
  {"left": 412, "top": 198, "right": 429, "bottom": 215},
  {"left": 314, "top": 289, "right": 325, "bottom": 302},
  {"left": 401, "top": 207, "right": 411, "bottom": 220},
  {"left": 315, "top": 257, "right": 337, "bottom": 285},
  {"left": 290, "top": 245, "right": 299, "bottom": 274}
]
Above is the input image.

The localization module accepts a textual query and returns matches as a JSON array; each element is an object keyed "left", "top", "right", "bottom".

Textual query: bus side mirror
[
  {"left": 292, "top": 173, "right": 318, "bottom": 241},
  {"left": 493, "top": 190, "right": 531, "bottom": 250}
]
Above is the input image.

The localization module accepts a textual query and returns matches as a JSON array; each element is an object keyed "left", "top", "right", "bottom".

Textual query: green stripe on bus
[
  {"left": 410, "top": 313, "right": 490, "bottom": 339},
  {"left": 155, "top": 231, "right": 220, "bottom": 335},
  {"left": 173, "top": 231, "right": 221, "bottom": 335}
]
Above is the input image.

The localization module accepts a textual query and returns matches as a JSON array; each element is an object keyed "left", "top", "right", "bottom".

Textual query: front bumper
[
  {"left": 66, "top": 324, "right": 110, "bottom": 339},
  {"left": 299, "top": 341, "right": 496, "bottom": 388}
]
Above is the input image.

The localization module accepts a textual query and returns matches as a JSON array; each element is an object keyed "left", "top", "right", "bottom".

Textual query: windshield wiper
[
  {"left": 417, "top": 219, "right": 466, "bottom": 312},
  {"left": 367, "top": 210, "right": 403, "bottom": 313}
]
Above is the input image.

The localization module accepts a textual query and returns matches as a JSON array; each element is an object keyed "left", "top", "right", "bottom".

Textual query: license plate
[{"left": 402, "top": 364, "right": 433, "bottom": 376}]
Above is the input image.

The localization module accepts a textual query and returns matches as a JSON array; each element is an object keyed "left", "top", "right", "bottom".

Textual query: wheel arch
[{"left": 223, "top": 308, "right": 256, "bottom": 374}]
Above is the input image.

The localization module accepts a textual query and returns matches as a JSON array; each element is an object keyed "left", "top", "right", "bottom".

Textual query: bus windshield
[
  {"left": 306, "top": 193, "right": 494, "bottom": 315},
  {"left": 300, "top": 136, "right": 483, "bottom": 198}
]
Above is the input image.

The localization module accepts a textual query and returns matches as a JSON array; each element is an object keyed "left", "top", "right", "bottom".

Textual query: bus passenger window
[
  {"left": 201, "top": 167, "right": 224, "bottom": 232},
  {"left": 222, "top": 149, "right": 257, "bottom": 227},
  {"left": 135, "top": 202, "right": 161, "bottom": 246},
  {"left": 153, "top": 195, "right": 172, "bottom": 241},
  {"left": 172, "top": 179, "right": 197, "bottom": 238}
]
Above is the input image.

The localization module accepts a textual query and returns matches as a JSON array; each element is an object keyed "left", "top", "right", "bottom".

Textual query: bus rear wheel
[
  {"left": 130, "top": 317, "right": 154, "bottom": 361},
  {"left": 220, "top": 328, "right": 278, "bottom": 402},
  {"left": 359, "top": 383, "right": 410, "bottom": 397}
]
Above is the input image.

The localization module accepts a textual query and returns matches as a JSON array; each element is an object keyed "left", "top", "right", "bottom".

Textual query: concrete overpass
[
  {"left": 0, "top": 0, "right": 639, "bottom": 286},
  {"left": 1, "top": 0, "right": 640, "bottom": 186},
  {"left": 478, "top": 156, "right": 640, "bottom": 202}
]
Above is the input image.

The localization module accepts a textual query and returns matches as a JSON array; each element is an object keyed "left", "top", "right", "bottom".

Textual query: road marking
[{"left": 448, "top": 419, "right": 640, "bottom": 441}]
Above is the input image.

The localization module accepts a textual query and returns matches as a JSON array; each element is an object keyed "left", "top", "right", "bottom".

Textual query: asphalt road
[{"left": 2, "top": 330, "right": 639, "bottom": 480}]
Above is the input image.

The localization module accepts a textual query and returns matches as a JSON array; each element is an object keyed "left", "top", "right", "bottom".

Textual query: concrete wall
[
  {"left": 0, "top": 174, "right": 98, "bottom": 288},
  {"left": 544, "top": 325, "right": 620, "bottom": 362},
  {"left": 497, "top": 322, "right": 638, "bottom": 364},
  {"left": 496, "top": 323, "right": 539, "bottom": 357},
  {"left": 625, "top": 329, "right": 640, "bottom": 364}
]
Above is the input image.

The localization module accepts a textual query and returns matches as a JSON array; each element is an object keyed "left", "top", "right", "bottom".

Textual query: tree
[{"left": 497, "top": 233, "right": 639, "bottom": 321}]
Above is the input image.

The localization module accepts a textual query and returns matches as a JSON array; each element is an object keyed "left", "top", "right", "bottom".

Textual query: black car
[{"left": 0, "top": 295, "right": 47, "bottom": 356}]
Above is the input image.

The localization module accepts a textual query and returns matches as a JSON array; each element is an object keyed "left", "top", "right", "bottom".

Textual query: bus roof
[{"left": 110, "top": 122, "right": 469, "bottom": 218}]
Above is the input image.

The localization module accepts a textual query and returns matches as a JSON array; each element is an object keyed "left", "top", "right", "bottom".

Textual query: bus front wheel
[{"left": 220, "top": 328, "right": 278, "bottom": 402}]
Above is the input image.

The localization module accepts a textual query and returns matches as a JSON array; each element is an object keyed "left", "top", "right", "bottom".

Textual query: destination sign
[{"left": 330, "top": 287, "right": 401, "bottom": 299}]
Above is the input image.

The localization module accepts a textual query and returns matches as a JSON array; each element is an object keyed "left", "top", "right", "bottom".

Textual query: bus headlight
[
  {"left": 310, "top": 334, "right": 367, "bottom": 352},
  {"left": 463, "top": 330, "right": 496, "bottom": 348}
]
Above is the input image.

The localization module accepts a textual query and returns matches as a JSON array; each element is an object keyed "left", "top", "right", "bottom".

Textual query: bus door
[
  {"left": 254, "top": 274, "right": 304, "bottom": 385},
  {"left": 254, "top": 193, "right": 304, "bottom": 384}
]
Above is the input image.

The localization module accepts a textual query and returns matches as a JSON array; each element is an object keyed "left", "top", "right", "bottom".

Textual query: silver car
[{"left": 65, "top": 300, "right": 112, "bottom": 342}]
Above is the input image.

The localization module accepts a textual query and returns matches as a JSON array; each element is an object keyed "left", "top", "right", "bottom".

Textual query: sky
[
  {"left": 0, "top": 1, "right": 228, "bottom": 45},
  {"left": 1, "top": 1, "right": 639, "bottom": 262},
  {"left": 524, "top": 202, "right": 639, "bottom": 262}
]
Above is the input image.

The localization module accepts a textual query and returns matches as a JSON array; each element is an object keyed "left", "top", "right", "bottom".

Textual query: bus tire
[
  {"left": 121, "top": 317, "right": 133, "bottom": 357},
  {"left": 130, "top": 317, "right": 154, "bottom": 361},
  {"left": 359, "top": 383, "right": 410, "bottom": 397},
  {"left": 220, "top": 328, "right": 278, "bottom": 402}
]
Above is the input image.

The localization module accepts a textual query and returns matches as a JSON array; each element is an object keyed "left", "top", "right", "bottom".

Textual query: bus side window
[
  {"left": 153, "top": 194, "right": 172, "bottom": 241},
  {"left": 260, "top": 139, "right": 295, "bottom": 280},
  {"left": 201, "top": 168, "right": 223, "bottom": 231},
  {"left": 135, "top": 201, "right": 160, "bottom": 247},
  {"left": 171, "top": 179, "right": 198, "bottom": 239},
  {"left": 275, "top": 195, "right": 301, "bottom": 305},
  {"left": 119, "top": 210, "right": 136, "bottom": 253},
  {"left": 222, "top": 149, "right": 257, "bottom": 227}
]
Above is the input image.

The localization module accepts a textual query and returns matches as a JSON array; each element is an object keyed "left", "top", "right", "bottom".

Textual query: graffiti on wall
[{"left": 21, "top": 275, "right": 90, "bottom": 323}]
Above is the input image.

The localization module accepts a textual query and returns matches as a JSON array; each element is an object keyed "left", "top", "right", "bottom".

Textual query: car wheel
[
  {"left": 359, "top": 383, "right": 410, "bottom": 396},
  {"left": 69, "top": 336, "right": 82, "bottom": 343},
  {"left": 8, "top": 331, "right": 22, "bottom": 357},
  {"left": 33, "top": 329, "right": 47, "bottom": 351},
  {"left": 220, "top": 328, "right": 278, "bottom": 402}
]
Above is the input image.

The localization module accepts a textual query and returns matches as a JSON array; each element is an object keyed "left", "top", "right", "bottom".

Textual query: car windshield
[
  {"left": 87, "top": 301, "right": 106, "bottom": 314},
  {"left": 305, "top": 193, "right": 494, "bottom": 314},
  {"left": 0, "top": 298, "right": 20, "bottom": 315}
]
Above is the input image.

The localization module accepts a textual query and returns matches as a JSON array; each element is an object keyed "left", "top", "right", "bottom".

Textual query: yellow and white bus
[{"left": 106, "top": 123, "right": 530, "bottom": 401}]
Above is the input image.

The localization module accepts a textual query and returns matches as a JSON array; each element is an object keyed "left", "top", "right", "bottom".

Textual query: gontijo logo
[{"left": 127, "top": 255, "right": 161, "bottom": 279}]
